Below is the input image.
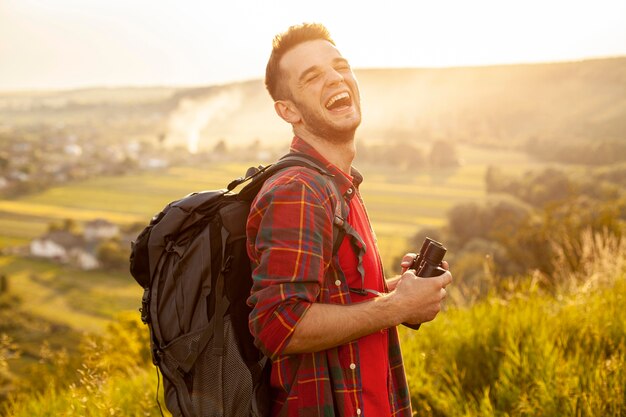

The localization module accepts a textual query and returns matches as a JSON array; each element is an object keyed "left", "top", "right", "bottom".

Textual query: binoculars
[
  {"left": 409, "top": 237, "right": 447, "bottom": 278},
  {"left": 403, "top": 237, "right": 447, "bottom": 330}
]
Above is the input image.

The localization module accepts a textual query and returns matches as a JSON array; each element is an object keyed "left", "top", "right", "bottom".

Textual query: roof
[{"left": 38, "top": 230, "right": 84, "bottom": 249}]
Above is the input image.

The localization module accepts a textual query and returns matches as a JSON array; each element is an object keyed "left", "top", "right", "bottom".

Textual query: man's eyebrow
[
  {"left": 299, "top": 65, "right": 320, "bottom": 83},
  {"left": 298, "top": 58, "right": 350, "bottom": 82},
  {"left": 333, "top": 57, "right": 350, "bottom": 66}
]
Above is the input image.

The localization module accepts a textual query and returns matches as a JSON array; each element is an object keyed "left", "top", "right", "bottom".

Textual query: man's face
[{"left": 278, "top": 39, "right": 361, "bottom": 142}]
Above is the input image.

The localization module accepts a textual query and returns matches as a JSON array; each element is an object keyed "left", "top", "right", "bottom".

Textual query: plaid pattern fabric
[{"left": 246, "top": 137, "right": 412, "bottom": 417}]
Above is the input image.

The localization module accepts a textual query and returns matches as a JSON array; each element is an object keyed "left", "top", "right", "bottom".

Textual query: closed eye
[
  {"left": 334, "top": 58, "right": 351, "bottom": 72},
  {"left": 305, "top": 72, "right": 321, "bottom": 83}
]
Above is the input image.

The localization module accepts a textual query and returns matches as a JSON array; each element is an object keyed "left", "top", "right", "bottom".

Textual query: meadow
[{"left": 0, "top": 144, "right": 540, "bottom": 265}]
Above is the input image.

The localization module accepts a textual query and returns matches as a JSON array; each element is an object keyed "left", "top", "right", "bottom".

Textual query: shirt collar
[{"left": 289, "top": 136, "right": 363, "bottom": 200}]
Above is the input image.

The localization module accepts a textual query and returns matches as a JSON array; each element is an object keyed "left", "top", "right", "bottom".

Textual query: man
[{"left": 246, "top": 23, "right": 452, "bottom": 417}]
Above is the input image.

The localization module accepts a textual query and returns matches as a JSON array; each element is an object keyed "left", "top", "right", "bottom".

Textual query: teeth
[{"left": 326, "top": 92, "right": 350, "bottom": 108}]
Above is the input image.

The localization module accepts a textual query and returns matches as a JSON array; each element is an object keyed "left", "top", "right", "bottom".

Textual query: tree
[
  {"left": 447, "top": 202, "right": 486, "bottom": 247},
  {"left": 48, "top": 218, "right": 79, "bottom": 234},
  {"left": 97, "top": 240, "right": 128, "bottom": 271},
  {"left": 429, "top": 140, "right": 460, "bottom": 168},
  {"left": 213, "top": 139, "right": 228, "bottom": 154}
]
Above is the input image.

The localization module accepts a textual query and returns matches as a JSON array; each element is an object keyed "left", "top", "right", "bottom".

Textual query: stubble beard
[{"left": 294, "top": 97, "right": 361, "bottom": 145}]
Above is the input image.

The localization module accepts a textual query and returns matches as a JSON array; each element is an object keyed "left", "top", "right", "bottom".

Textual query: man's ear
[{"left": 274, "top": 100, "right": 301, "bottom": 124}]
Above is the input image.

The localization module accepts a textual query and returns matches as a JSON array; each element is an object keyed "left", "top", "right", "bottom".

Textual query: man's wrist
[{"left": 377, "top": 291, "right": 406, "bottom": 328}]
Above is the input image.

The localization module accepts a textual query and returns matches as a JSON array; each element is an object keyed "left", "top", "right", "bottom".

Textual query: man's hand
[{"left": 391, "top": 255, "right": 452, "bottom": 325}]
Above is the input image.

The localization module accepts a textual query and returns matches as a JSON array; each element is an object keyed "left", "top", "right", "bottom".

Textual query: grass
[
  {"left": 401, "top": 277, "right": 626, "bottom": 416},
  {"left": 0, "top": 257, "right": 140, "bottom": 333},
  {"left": 0, "top": 215, "right": 49, "bottom": 246},
  {"left": 3, "top": 234, "right": 623, "bottom": 417},
  {"left": 400, "top": 233, "right": 626, "bottom": 416}
]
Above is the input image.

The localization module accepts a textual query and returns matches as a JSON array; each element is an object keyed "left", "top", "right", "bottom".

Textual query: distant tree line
[
  {"left": 524, "top": 137, "right": 626, "bottom": 165},
  {"left": 355, "top": 139, "right": 461, "bottom": 171},
  {"left": 410, "top": 163, "right": 626, "bottom": 301}
]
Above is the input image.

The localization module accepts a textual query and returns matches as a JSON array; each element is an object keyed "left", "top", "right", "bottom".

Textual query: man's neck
[{"left": 295, "top": 133, "right": 356, "bottom": 174}]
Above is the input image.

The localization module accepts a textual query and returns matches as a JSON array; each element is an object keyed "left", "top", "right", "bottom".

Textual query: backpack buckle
[
  {"left": 152, "top": 347, "right": 162, "bottom": 366},
  {"left": 140, "top": 288, "right": 151, "bottom": 324}
]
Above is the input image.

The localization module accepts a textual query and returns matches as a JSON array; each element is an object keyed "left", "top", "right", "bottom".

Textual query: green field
[
  {"left": 0, "top": 145, "right": 543, "bottom": 266},
  {"left": 0, "top": 256, "right": 140, "bottom": 333}
]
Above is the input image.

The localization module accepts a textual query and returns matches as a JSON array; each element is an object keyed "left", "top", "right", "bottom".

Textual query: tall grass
[
  {"left": 3, "top": 312, "right": 167, "bottom": 417},
  {"left": 3, "top": 232, "right": 625, "bottom": 416},
  {"left": 403, "top": 231, "right": 626, "bottom": 416}
]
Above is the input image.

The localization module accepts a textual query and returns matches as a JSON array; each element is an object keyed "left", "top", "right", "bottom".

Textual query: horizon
[
  {"left": 1, "top": 0, "right": 626, "bottom": 91},
  {"left": 1, "top": 55, "right": 625, "bottom": 95}
]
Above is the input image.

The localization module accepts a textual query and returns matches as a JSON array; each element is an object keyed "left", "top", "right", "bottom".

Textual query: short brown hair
[{"left": 265, "top": 23, "right": 335, "bottom": 101}]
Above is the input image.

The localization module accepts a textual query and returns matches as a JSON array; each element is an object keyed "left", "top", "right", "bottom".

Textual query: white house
[
  {"left": 30, "top": 230, "right": 100, "bottom": 270},
  {"left": 84, "top": 219, "right": 119, "bottom": 241},
  {"left": 68, "top": 247, "right": 100, "bottom": 270},
  {"left": 30, "top": 231, "right": 76, "bottom": 260}
]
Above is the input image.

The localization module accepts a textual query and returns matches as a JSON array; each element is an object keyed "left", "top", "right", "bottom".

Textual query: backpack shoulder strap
[
  {"left": 273, "top": 153, "right": 349, "bottom": 257},
  {"left": 239, "top": 152, "right": 348, "bottom": 256},
  {"left": 281, "top": 153, "right": 349, "bottom": 256}
]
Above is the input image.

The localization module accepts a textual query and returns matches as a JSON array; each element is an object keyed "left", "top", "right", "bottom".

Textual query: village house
[
  {"left": 84, "top": 218, "right": 119, "bottom": 241},
  {"left": 30, "top": 230, "right": 100, "bottom": 270}
]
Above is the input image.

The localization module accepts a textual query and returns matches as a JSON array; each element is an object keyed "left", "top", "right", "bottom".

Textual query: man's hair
[{"left": 265, "top": 23, "right": 335, "bottom": 101}]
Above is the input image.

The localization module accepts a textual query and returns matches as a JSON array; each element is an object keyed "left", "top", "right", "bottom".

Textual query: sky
[{"left": 0, "top": 0, "right": 625, "bottom": 91}]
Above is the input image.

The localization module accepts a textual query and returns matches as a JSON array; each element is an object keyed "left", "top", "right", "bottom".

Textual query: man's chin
[
  {"left": 299, "top": 109, "right": 360, "bottom": 142},
  {"left": 330, "top": 109, "right": 360, "bottom": 129}
]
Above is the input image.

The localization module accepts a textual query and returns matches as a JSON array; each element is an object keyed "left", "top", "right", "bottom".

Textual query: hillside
[
  {"left": 0, "top": 57, "right": 624, "bottom": 150},
  {"left": 357, "top": 57, "right": 626, "bottom": 145},
  {"left": 156, "top": 57, "right": 626, "bottom": 149}
]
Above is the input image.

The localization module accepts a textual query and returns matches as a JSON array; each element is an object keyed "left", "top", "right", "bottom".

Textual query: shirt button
[
  {"left": 349, "top": 363, "right": 356, "bottom": 370},
  {"left": 334, "top": 279, "right": 341, "bottom": 286},
  {"left": 356, "top": 409, "right": 362, "bottom": 415},
  {"left": 346, "top": 188, "right": 353, "bottom": 195}
]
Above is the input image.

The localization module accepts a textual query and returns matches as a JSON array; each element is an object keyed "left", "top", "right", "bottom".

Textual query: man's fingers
[
  {"left": 400, "top": 253, "right": 417, "bottom": 266},
  {"left": 400, "top": 253, "right": 418, "bottom": 273},
  {"left": 439, "top": 271, "right": 452, "bottom": 288}
]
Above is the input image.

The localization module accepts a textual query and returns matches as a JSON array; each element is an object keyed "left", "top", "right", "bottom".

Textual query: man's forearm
[
  {"left": 282, "top": 294, "right": 401, "bottom": 354},
  {"left": 278, "top": 269, "right": 451, "bottom": 355}
]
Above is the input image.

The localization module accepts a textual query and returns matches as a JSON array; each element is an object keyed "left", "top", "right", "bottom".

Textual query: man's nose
[{"left": 326, "top": 68, "right": 345, "bottom": 86}]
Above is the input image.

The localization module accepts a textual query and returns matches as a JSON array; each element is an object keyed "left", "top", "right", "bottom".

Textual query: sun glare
[{"left": 0, "top": 0, "right": 625, "bottom": 90}]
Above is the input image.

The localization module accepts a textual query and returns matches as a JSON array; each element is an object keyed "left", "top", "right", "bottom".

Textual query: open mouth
[{"left": 325, "top": 92, "right": 352, "bottom": 111}]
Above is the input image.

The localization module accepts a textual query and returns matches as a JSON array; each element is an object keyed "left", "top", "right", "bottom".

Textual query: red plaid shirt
[{"left": 246, "top": 137, "right": 412, "bottom": 417}]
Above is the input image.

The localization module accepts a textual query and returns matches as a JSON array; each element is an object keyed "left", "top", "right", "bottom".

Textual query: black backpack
[{"left": 129, "top": 153, "right": 347, "bottom": 417}]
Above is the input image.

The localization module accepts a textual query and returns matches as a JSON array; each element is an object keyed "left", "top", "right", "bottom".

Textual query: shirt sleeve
[{"left": 246, "top": 175, "right": 334, "bottom": 359}]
